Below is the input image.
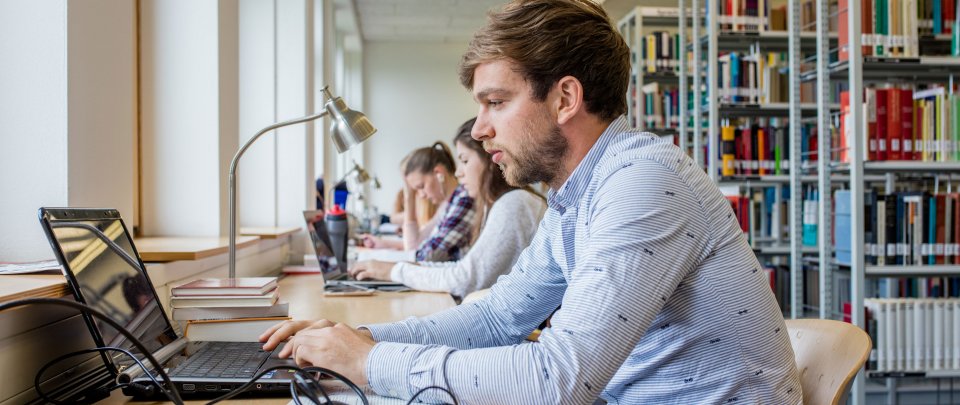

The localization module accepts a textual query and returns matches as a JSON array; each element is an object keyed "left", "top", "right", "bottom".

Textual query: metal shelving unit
[
  {"left": 676, "top": 0, "right": 812, "bottom": 321},
  {"left": 671, "top": 2, "right": 960, "bottom": 401},
  {"left": 801, "top": 58, "right": 960, "bottom": 82},
  {"left": 717, "top": 174, "right": 886, "bottom": 186},
  {"left": 865, "top": 265, "right": 960, "bottom": 277},
  {"left": 808, "top": 0, "right": 960, "bottom": 402},
  {"left": 715, "top": 102, "right": 839, "bottom": 117},
  {"left": 691, "top": 31, "right": 837, "bottom": 51},
  {"left": 617, "top": 7, "right": 694, "bottom": 149}
]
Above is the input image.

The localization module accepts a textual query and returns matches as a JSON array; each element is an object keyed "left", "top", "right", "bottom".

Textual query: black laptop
[
  {"left": 303, "top": 209, "right": 405, "bottom": 289},
  {"left": 38, "top": 208, "right": 297, "bottom": 397}
]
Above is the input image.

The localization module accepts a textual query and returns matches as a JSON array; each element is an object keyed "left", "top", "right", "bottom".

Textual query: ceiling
[{"left": 354, "top": 0, "right": 644, "bottom": 43}]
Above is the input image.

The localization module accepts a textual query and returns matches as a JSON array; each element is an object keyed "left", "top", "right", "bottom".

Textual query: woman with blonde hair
[
  {"left": 351, "top": 118, "right": 546, "bottom": 298},
  {"left": 362, "top": 141, "right": 477, "bottom": 262}
]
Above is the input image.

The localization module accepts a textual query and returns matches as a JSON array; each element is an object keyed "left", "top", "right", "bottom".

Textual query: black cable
[
  {"left": 204, "top": 365, "right": 368, "bottom": 405},
  {"left": 0, "top": 298, "right": 185, "bottom": 404},
  {"left": 301, "top": 366, "right": 369, "bottom": 405},
  {"left": 292, "top": 370, "right": 331, "bottom": 405},
  {"left": 9, "top": 297, "right": 453, "bottom": 405},
  {"left": 406, "top": 385, "right": 459, "bottom": 405},
  {"left": 33, "top": 346, "right": 171, "bottom": 405}
]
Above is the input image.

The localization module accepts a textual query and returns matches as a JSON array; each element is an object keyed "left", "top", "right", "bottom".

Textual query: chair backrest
[
  {"left": 785, "top": 319, "right": 872, "bottom": 405},
  {"left": 461, "top": 288, "right": 491, "bottom": 305}
]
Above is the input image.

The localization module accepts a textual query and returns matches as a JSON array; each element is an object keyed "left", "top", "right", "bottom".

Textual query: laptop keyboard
[{"left": 169, "top": 342, "right": 270, "bottom": 379}]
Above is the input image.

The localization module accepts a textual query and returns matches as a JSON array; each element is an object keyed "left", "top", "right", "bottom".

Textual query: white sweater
[{"left": 389, "top": 189, "right": 546, "bottom": 298}]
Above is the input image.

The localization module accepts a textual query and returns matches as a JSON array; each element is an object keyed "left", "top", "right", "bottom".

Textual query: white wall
[
  {"left": 139, "top": 0, "right": 228, "bottom": 237},
  {"left": 0, "top": 0, "right": 137, "bottom": 262},
  {"left": 0, "top": 1, "right": 68, "bottom": 262},
  {"left": 363, "top": 42, "right": 478, "bottom": 214},
  {"left": 239, "top": 0, "right": 278, "bottom": 228},
  {"left": 67, "top": 0, "right": 137, "bottom": 225}
]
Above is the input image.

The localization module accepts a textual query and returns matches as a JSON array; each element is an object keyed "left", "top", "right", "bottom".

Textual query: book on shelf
[
  {"left": 642, "top": 31, "right": 680, "bottom": 74},
  {"left": 719, "top": 118, "right": 799, "bottom": 176},
  {"left": 712, "top": 0, "right": 770, "bottom": 31},
  {"left": 171, "top": 277, "right": 278, "bottom": 296},
  {"left": 839, "top": 0, "right": 960, "bottom": 60},
  {"left": 184, "top": 316, "right": 290, "bottom": 342},
  {"left": 171, "top": 302, "right": 289, "bottom": 321},
  {"left": 170, "top": 288, "right": 279, "bottom": 308},
  {"left": 717, "top": 50, "right": 816, "bottom": 106},
  {"left": 834, "top": 189, "right": 960, "bottom": 274},
  {"left": 723, "top": 186, "right": 793, "bottom": 246},
  {"left": 838, "top": 85, "right": 960, "bottom": 163},
  {"left": 864, "top": 298, "right": 960, "bottom": 372}
]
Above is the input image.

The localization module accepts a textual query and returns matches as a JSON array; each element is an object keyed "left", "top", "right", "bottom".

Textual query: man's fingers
[
  {"left": 262, "top": 321, "right": 303, "bottom": 351},
  {"left": 258, "top": 320, "right": 287, "bottom": 343}
]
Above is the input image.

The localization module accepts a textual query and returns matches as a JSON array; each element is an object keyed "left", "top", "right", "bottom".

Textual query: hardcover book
[{"left": 172, "top": 277, "right": 278, "bottom": 296}]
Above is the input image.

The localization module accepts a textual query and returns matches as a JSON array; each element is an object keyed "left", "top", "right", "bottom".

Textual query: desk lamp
[{"left": 228, "top": 86, "right": 376, "bottom": 278}]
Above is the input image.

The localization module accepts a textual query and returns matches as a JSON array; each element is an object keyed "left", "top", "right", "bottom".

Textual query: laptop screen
[
  {"left": 39, "top": 208, "right": 177, "bottom": 366},
  {"left": 302, "top": 210, "right": 346, "bottom": 280}
]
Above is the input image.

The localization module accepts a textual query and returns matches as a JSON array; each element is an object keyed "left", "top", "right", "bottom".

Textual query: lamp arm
[
  {"left": 334, "top": 166, "right": 359, "bottom": 186},
  {"left": 228, "top": 110, "right": 329, "bottom": 279}
]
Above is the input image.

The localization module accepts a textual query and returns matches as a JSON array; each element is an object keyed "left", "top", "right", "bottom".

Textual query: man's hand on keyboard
[
  {"left": 259, "top": 319, "right": 374, "bottom": 358},
  {"left": 287, "top": 322, "right": 375, "bottom": 385}
]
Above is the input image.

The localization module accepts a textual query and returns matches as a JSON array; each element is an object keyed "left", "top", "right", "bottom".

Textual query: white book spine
[
  {"left": 886, "top": 300, "right": 897, "bottom": 371},
  {"left": 954, "top": 300, "right": 960, "bottom": 370},
  {"left": 905, "top": 301, "right": 915, "bottom": 370},
  {"left": 915, "top": 300, "right": 926, "bottom": 370},
  {"left": 935, "top": 300, "right": 945, "bottom": 370},
  {"left": 944, "top": 301, "right": 954, "bottom": 370},
  {"left": 878, "top": 300, "right": 888, "bottom": 371},
  {"left": 897, "top": 300, "right": 907, "bottom": 370},
  {"left": 926, "top": 300, "right": 935, "bottom": 370}
]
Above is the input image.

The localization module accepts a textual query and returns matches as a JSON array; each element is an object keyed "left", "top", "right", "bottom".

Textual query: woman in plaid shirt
[{"left": 363, "top": 141, "right": 477, "bottom": 262}]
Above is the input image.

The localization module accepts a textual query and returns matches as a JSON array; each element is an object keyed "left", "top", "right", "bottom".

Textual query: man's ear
[{"left": 555, "top": 76, "right": 584, "bottom": 125}]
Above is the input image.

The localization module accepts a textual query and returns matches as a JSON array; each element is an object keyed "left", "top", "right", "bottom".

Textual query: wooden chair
[
  {"left": 786, "top": 319, "right": 872, "bottom": 405},
  {"left": 461, "top": 288, "right": 491, "bottom": 305}
]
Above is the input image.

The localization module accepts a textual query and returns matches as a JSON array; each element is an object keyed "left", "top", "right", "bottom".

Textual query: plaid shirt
[{"left": 416, "top": 185, "right": 476, "bottom": 262}]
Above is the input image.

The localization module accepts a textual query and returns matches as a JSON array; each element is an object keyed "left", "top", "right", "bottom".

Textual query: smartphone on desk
[
  {"left": 374, "top": 285, "right": 412, "bottom": 293},
  {"left": 323, "top": 283, "right": 375, "bottom": 296}
]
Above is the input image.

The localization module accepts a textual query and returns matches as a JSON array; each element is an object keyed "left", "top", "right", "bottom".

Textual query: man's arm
[
  {"left": 364, "top": 212, "right": 566, "bottom": 349},
  {"left": 366, "top": 162, "right": 711, "bottom": 404}
]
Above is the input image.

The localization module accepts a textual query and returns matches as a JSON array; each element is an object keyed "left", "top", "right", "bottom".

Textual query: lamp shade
[{"left": 326, "top": 96, "right": 376, "bottom": 153}]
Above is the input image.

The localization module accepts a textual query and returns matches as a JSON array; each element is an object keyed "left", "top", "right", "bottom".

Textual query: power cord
[
  {"left": 0, "top": 298, "right": 184, "bottom": 404},
  {"left": 406, "top": 386, "right": 459, "bottom": 405},
  {"left": 33, "top": 346, "right": 168, "bottom": 404},
  {"left": 205, "top": 365, "right": 368, "bottom": 405},
  {"left": 8, "top": 297, "right": 459, "bottom": 404}
]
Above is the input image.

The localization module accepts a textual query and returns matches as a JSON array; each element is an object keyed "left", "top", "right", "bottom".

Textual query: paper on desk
[
  {"left": 355, "top": 249, "right": 415, "bottom": 263},
  {"left": 290, "top": 382, "right": 406, "bottom": 405},
  {"left": 0, "top": 260, "right": 62, "bottom": 275}
]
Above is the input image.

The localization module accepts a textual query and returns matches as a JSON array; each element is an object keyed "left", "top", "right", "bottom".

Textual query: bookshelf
[
  {"left": 808, "top": 0, "right": 960, "bottom": 401},
  {"left": 629, "top": 2, "right": 960, "bottom": 399},
  {"left": 617, "top": 7, "right": 694, "bottom": 148},
  {"left": 676, "top": 0, "right": 821, "bottom": 337}
]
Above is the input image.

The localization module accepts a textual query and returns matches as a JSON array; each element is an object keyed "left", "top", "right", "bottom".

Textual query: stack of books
[{"left": 170, "top": 277, "right": 289, "bottom": 342}]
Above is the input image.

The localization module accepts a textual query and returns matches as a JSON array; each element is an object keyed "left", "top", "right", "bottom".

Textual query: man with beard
[{"left": 260, "top": 1, "right": 803, "bottom": 403}]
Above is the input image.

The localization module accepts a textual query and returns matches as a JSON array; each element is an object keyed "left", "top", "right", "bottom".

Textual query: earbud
[{"left": 436, "top": 173, "right": 445, "bottom": 183}]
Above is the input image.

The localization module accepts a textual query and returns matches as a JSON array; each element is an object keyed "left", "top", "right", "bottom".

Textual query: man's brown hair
[{"left": 459, "top": 0, "right": 630, "bottom": 121}]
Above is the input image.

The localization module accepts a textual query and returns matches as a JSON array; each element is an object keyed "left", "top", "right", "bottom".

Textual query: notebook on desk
[
  {"left": 38, "top": 208, "right": 297, "bottom": 397},
  {"left": 303, "top": 210, "right": 405, "bottom": 289}
]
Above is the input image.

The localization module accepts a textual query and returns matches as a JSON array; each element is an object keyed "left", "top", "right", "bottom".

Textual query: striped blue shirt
[{"left": 363, "top": 117, "right": 802, "bottom": 404}]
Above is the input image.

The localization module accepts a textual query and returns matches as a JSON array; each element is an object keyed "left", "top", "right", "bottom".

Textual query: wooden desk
[
  {"left": 240, "top": 227, "right": 300, "bottom": 240},
  {"left": 0, "top": 274, "right": 69, "bottom": 302},
  {"left": 103, "top": 274, "right": 455, "bottom": 404},
  {"left": 134, "top": 236, "right": 260, "bottom": 262}
]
